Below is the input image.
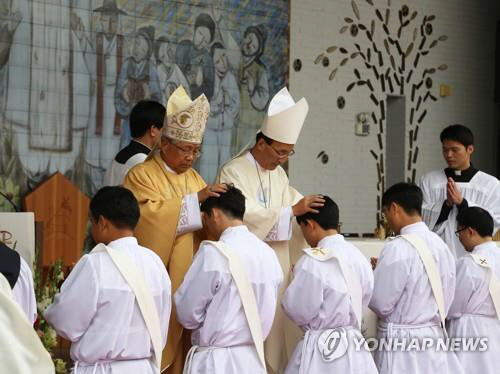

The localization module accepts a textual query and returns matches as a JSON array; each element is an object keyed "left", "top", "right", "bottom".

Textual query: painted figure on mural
[
  {"left": 0, "top": 4, "right": 21, "bottom": 111},
  {"left": 176, "top": 13, "right": 215, "bottom": 101},
  {"left": 154, "top": 35, "right": 190, "bottom": 103},
  {"left": 5, "top": 0, "right": 81, "bottom": 187},
  {"left": 199, "top": 42, "right": 240, "bottom": 183},
  {"left": 115, "top": 25, "right": 162, "bottom": 149},
  {"left": 234, "top": 24, "right": 270, "bottom": 154},
  {"left": 70, "top": 0, "right": 126, "bottom": 192}
]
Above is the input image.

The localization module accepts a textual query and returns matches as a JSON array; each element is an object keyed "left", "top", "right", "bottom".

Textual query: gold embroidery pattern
[{"left": 165, "top": 95, "right": 210, "bottom": 144}]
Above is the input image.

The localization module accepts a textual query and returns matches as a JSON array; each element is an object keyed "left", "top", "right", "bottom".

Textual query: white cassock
[
  {"left": 369, "top": 222, "right": 463, "bottom": 374},
  {"left": 218, "top": 151, "right": 306, "bottom": 373},
  {"left": 44, "top": 237, "right": 171, "bottom": 374},
  {"left": 174, "top": 225, "right": 283, "bottom": 374},
  {"left": 104, "top": 140, "right": 151, "bottom": 186},
  {"left": 0, "top": 273, "right": 54, "bottom": 374},
  {"left": 282, "top": 234, "right": 377, "bottom": 374},
  {"left": 448, "top": 241, "right": 500, "bottom": 373},
  {"left": 12, "top": 256, "right": 37, "bottom": 325},
  {"left": 420, "top": 169, "right": 500, "bottom": 257}
]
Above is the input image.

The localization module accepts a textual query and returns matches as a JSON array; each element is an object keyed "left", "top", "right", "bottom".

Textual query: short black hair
[
  {"left": 129, "top": 100, "right": 166, "bottom": 139},
  {"left": 200, "top": 185, "right": 245, "bottom": 220},
  {"left": 457, "top": 207, "right": 494, "bottom": 237},
  {"left": 440, "top": 124, "right": 474, "bottom": 147},
  {"left": 296, "top": 195, "right": 339, "bottom": 230},
  {"left": 90, "top": 186, "right": 140, "bottom": 230},
  {"left": 256, "top": 131, "right": 273, "bottom": 145},
  {"left": 382, "top": 182, "right": 423, "bottom": 216}
]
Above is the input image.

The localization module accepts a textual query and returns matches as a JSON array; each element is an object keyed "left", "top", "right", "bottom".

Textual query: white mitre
[{"left": 260, "top": 87, "right": 309, "bottom": 144}]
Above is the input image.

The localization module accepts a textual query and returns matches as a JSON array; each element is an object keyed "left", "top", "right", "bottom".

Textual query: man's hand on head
[
  {"left": 198, "top": 183, "right": 229, "bottom": 203},
  {"left": 292, "top": 195, "right": 325, "bottom": 216}
]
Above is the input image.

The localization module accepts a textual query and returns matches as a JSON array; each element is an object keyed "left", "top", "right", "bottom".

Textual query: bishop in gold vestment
[{"left": 124, "top": 86, "right": 227, "bottom": 373}]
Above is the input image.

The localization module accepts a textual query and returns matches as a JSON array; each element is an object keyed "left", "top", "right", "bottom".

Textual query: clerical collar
[
  {"left": 317, "top": 234, "right": 344, "bottom": 248},
  {"left": 472, "top": 241, "right": 497, "bottom": 254},
  {"left": 131, "top": 139, "right": 152, "bottom": 152},
  {"left": 163, "top": 161, "right": 177, "bottom": 175},
  {"left": 400, "top": 221, "right": 427, "bottom": 235},
  {"left": 246, "top": 151, "right": 266, "bottom": 172},
  {"left": 444, "top": 164, "right": 478, "bottom": 182}
]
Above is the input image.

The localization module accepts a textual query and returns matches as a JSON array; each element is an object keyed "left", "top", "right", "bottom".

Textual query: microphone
[{"left": 0, "top": 191, "right": 19, "bottom": 212}]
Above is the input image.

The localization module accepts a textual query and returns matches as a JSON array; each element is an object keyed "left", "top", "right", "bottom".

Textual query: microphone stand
[{"left": 0, "top": 191, "right": 19, "bottom": 212}]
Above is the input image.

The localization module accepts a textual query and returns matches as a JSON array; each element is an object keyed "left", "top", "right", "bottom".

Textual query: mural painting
[{"left": 0, "top": 0, "right": 289, "bottom": 210}]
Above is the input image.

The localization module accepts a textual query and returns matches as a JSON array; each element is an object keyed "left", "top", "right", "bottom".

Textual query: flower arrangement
[{"left": 33, "top": 247, "right": 69, "bottom": 374}]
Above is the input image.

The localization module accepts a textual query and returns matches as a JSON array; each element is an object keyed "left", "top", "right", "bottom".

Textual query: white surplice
[
  {"left": 44, "top": 237, "right": 171, "bottom": 374},
  {"left": 174, "top": 225, "right": 283, "bottom": 374},
  {"left": 282, "top": 234, "right": 377, "bottom": 374},
  {"left": 12, "top": 256, "right": 37, "bottom": 325},
  {"left": 420, "top": 169, "right": 500, "bottom": 257},
  {"left": 448, "top": 241, "right": 500, "bottom": 373},
  {"left": 218, "top": 151, "right": 306, "bottom": 373},
  {"left": 369, "top": 222, "right": 462, "bottom": 374}
]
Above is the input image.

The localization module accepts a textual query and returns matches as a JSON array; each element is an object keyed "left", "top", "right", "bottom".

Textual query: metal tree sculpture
[{"left": 317, "top": 0, "right": 448, "bottom": 226}]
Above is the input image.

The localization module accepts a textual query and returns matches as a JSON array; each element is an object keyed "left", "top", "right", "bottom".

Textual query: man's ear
[
  {"left": 97, "top": 215, "right": 108, "bottom": 231},
  {"left": 212, "top": 207, "right": 224, "bottom": 221},
  {"left": 255, "top": 138, "right": 266, "bottom": 150},
  {"left": 466, "top": 144, "right": 474, "bottom": 155},
  {"left": 389, "top": 202, "right": 398, "bottom": 215},
  {"left": 306, "top": 219, "right": 316, "bottom": 230}
]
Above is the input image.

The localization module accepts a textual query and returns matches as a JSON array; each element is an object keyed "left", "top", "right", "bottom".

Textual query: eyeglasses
[
  {"left": 455, "top": 227, "right": 467, "bottom": 237},
  {"left": 171, "top": 143, "right": 202, "bottom": 158},
  {"left": 267, "top": 143, "right": 295, "bottom": 158}
]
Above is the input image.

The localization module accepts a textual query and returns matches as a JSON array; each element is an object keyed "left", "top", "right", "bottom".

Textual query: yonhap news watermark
[
  {"left": 355, "top": 336, "right": 488, "bottom": 352},
  {"left": 317, "top": 328, "right": 488, "bottom": 362}
]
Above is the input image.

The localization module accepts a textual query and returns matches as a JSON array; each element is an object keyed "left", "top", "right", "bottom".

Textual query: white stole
[
  {"left": 469, "top": 253, "right": 500, "bottom": 320},
  {"left": 303, "top": 247, "right": 363, "bottom": 329},
  {"left": 203, "top": 240, "right": 267, "bottom": 370},
  {"left": 91, "top": 244, "right": 162, "bottom": 372},
  {"left": 398, "top": 234, "right": 448, "bottom": 336}
]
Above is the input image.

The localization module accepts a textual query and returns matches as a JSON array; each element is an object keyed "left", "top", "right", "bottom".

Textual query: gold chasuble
[
  {"left": 124, "top": 153, "right": 206, "bottom": 373},
  {"left": 218, "top": 151, "right": 306, "bottom": 374}
]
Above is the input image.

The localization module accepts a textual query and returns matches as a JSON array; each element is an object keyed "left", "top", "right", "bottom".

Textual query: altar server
[
  {"left": 45, "top": 186, "right": 171, "bottom": 374},
  {"left": 282, "top": 196, "right": 377, "bottom": 374},
  {"left": 175, "top": 185, "right": 283, "bottom": 374},
  {"left": 448, "top": 207, "right": 500, "bottom": 373},
  {"left": 420, "top": 124, "right": 500, "bottom": 257},
  {"left": 369, "top": 182, "right": 463, "bottom": 374},
  {"left": 104, "top": 100, "right": 165, "bottom": 186}
]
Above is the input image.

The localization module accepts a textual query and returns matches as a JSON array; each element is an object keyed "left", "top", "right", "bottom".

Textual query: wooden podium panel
[{"left": 24, "top": 172, "right": 89, "bottom": 266}]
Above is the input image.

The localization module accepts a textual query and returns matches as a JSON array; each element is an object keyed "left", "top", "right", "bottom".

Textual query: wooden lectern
[{"left": 24, "top": 172, "right": 89, "bottom": 266}]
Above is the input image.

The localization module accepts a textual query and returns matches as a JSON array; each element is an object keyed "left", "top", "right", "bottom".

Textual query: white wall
[{"left": 289, "top": 0, "right": 498, "bottom": 234}]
